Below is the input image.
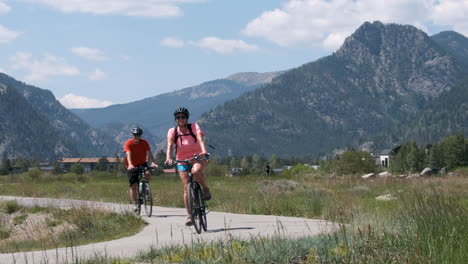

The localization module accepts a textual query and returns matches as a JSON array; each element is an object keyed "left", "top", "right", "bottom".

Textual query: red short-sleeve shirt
[{"left": 123, "top": 138, "right": 150, "bottom": 167}]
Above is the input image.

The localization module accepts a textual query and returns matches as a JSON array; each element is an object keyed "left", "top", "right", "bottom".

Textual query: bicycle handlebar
[
  {"left": 130, "top": 165, "right": 154, "bottom": 172},
  {"left": 175, "top": 153, "right": 210, "bottom": 164}
]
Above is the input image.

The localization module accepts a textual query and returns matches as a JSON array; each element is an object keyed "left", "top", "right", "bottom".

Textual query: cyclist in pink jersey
[{"left": 165, "top": 107, "right": 211, "bottom": 226}]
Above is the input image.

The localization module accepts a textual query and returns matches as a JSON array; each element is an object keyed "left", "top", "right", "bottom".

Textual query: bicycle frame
[
  {"left": 175, "top": 155, "right": 209, "bottom": 233},
  {"left": 132, "top": 166, "right": 153, "bottom": 217}
]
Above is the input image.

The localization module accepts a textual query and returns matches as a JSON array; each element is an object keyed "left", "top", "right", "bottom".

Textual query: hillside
[
  {"left": 432, "top": 31, "right": 468, "bottom": 65},
  {"left": 0, "top": 73, "right": 121, "bottom": 158},
  {"left": 198, "top": 22, "right": 468, "bottom": 157},
  {"left": 372, "top": 77, "right": 468, "bottom": 148},
  {"left": 0, "top": 83, "right": 78, "bottom": 159},
  {"left": 71, "top": 72, "right": 280, "bottom": 137}
]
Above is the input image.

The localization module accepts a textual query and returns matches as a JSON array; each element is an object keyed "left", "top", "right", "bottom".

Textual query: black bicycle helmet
[
  {"left": 174, "top": 107, "right": 189, "bottom": 118},
  {"left": 132, "top": 126, "right": 143, "bottom": 135}
]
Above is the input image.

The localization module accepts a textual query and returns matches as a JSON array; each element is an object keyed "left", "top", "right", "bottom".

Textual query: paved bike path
[{"left": 0, "top": 196, "right": 338, "bottom": 264}]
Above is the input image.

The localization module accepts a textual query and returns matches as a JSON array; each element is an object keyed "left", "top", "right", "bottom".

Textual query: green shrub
[
  {"left": 205, "top": 162, "right": 227, "bottom": 177},
  {"left": 27, "top": 168, "right": 42, "bottom": 180},
  {"left": 70, "top": 163, "right": 84, "bottom": 175},
  {"left": 281, "top": 163, "right": 315, "bottom": 178},
  {"left": 329, "top": 150, "right": 377, "bottom": 175},
  {"left": 4, "top": 200, "right": 20, "bottom": 214},
  {"left": 0, "top": 227, "right": 10, "bottom": 239}
]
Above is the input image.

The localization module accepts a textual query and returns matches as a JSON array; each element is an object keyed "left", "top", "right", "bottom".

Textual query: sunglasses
[
  {"left": 133, "top": 133, "right": 142, "bottom": 136},
  {"left": 175, "top": 116, "right": 187, "bottom": 120}
]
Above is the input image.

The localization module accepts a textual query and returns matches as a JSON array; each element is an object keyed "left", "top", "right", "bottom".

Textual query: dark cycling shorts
[{"left": 127, "top": 163, "right": 148, "bottom": 186}]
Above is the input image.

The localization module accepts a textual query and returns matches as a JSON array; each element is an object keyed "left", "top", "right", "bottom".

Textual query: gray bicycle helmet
[
  {"left": 132, "top": 126, "right": 143, "bottom": 135},
  {"left": 174, "top": 107, "right": 189, "bottom": 118}
]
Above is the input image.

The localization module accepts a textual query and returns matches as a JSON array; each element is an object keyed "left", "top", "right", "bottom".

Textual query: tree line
[
  {"left": 389, "top": 133, "right": 468, "bottom": 173},
  {"left": 1, "top": 134, "right": 466, "bottom": 176}
]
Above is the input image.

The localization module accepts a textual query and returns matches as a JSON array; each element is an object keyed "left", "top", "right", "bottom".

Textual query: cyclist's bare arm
[
  {"left": 126, "top": 151, "right": 134, "bottom": 170},
  {"left": 166, "top": 136, "right": 175, "bottom": 166},
  {"left": 197, "top": 134, "right": 208, "bottom": 156},
  {"left": 146, "top": 150, "right": 158, "bottom": 168}
]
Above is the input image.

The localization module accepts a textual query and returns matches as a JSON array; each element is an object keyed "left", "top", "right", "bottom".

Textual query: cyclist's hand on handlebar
[
  {"left": 165, "top": 159, "right": 174, "bottom": 166},
  {"left": 127, "top": 164, "right": 135, "bottom": 170},
  {"left": 150, "top": 162, "right": 158, "bottom": 168}
]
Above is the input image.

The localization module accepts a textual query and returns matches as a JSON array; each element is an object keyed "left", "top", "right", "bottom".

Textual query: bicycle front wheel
[
  {"left": 143, "top": 182, "right": 153, "bottom": 217},
  {"left": 135, "top": 188, "right": 142, "bottom": 215},
  {"left": 200, "top": 190, "right": 207, "bottom": 231}
]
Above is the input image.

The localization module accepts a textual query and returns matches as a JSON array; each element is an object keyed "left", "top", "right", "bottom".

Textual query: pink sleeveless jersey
[{"left": 167, "top": 123, "right": 204, "bottom": 160}]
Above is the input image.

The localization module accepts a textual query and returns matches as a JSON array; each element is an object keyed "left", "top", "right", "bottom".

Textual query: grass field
[
  {"left": 0, "top": 200, "right": 146, "bottom": 253},
  {"left": 1, "top": 168, "right": 467, "bottom": 263}
]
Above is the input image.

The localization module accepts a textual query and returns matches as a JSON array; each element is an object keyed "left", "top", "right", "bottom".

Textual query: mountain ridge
[
  {"left": 0, "top": 73, "right": 121, "bottom": 158},
  {"left": 198, "top": 21, "right": 468, "bottom": 157},
  {"left": 71, "top": 71, "right": 281, "bottom": 138}
]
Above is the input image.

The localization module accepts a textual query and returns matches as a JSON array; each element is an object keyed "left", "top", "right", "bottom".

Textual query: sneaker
[
  {"left": 133, "top": 205, "right": 139, "bottom": 213},
  {"left": 203, "top": 187, "right": 211, "bottom": 201},
  {"left": 185, "top": 217, "right": 193, "bottom": 226}
]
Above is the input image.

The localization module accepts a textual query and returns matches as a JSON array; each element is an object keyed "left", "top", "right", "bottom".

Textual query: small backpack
[{"left": 173, "top": 123, "right": 197, "bottom": 145}]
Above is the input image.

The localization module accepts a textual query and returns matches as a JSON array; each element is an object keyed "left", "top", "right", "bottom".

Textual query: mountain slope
[
  {"left": 432, "top": 31, "right": 468, "bottom": 65},
  {"left": 372, "top": 77, "right": 468, "bottom": 148},
  {"left": 0, "top": 73, "right": 121, "bottom": 158},
  {"left": 71, "top": 72, "right": 280, "bottom": 137},
  {"left": 0, "top": 83, "right": 78, "bottom": 159},
  {"left": 198, "top": 22, "right": 468, "bottom": 157}
]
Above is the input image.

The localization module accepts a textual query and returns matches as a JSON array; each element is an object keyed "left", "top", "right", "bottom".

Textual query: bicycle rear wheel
[
  {"left": 200, "top": 191, "right": 207, "bottom": 231},
  {"left": 187, "top": 182, "right": 202, "bottom": 234},
  {"left": 143, "top": 182, "right": 153, "bottom": 217}
]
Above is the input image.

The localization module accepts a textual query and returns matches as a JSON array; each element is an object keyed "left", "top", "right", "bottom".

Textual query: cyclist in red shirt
[
  {"left": 124, "top": 127, "right": 157, "bottom": 212},
  {"left": 165, "top": 107, "right": 211, "bottom": 226}
]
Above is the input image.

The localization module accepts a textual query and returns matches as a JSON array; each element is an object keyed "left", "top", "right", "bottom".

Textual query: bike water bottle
[{"left": 139, "top": 181, "right": 143, "bottom": 193}]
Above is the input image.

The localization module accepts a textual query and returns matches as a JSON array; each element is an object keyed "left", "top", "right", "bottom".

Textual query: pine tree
[{"left": 229, "top": 157, "right": 239, "bottom": 168}]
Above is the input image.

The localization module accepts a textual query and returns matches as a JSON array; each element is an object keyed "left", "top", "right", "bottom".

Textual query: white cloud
[
  {"left": 432, "top": 0, "right": 468, "bottom": 36},
  {"left": 0, "top": 2, "right": 11, "bottom": 14},
  {"left": 19, "top": 0, "right": 205, "bottom": 17},
  {"left": 322, "top": 32, "right": 349, "bottom": 51},
  {"left": 72, "top": 46, "right": 108, "bottom": 61},
  {"left": 161, "top": 37, "right": 185, "bottom": 48},
  {"left": 88, "top": 68, "right": 107, "bottom": 80},
  {"left": 0, "top": 25, "right": 21, "bottom": 43},
  {"left": 242, "top": 0, "right": 449, "bottom": 50},
  {"left": 10, "top": 52, "right": 80, "bottom": 82},
  {"left": 59, "top": 93, "right": 113, "bottom": 109},
  {"left": 192, "top": 37, "right": 259, "bottom": 54}
]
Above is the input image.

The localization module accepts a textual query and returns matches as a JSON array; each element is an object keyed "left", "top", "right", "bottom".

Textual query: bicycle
[
  {"left": 132, "top": 166, "right": 153, "bottom": 217},
  {"left": 175, "top": 154, "right": 209, "bottom": 234}
]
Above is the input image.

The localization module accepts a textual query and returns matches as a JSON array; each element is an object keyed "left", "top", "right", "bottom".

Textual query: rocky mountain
[
  {"left": 198, "top": 21, "right": 468, "bottom": 157},
  {"left": 432, "top": 31, "right": 468, "bottom": 65},
  {"left": 0, "top": 73, "right": 121, "bottom": 159},
  {"left": 372, "top": 77, "right": 468, "bottom": 149},
  {"left": 102, "top": 122, "right": 161, "bottom": 154},
  {"left": 71, "top": 72, "right": 280, "bottom": 137},
  {"left": 0, "top": 83, "right": 78, "bottom": 159}
]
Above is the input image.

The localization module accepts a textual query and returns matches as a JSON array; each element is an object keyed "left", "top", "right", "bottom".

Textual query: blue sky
[{"left": 0, "top": 0, "right": 466, "bottom": 108}]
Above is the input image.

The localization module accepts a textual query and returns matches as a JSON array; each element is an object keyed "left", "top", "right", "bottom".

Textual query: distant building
[
  {"left": 379, "top": 149, "right": 392, "bottom": 168},
  {"left": 58, "top": 157, "right": 120, "bottom": 172},
  {"left": 227, "top": 167, "right": 243, "bottom": 176}
]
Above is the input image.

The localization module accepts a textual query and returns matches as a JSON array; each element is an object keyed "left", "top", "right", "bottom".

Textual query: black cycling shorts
[{"left": 127, "top": 162, "right": 148, "bottom": 186}]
